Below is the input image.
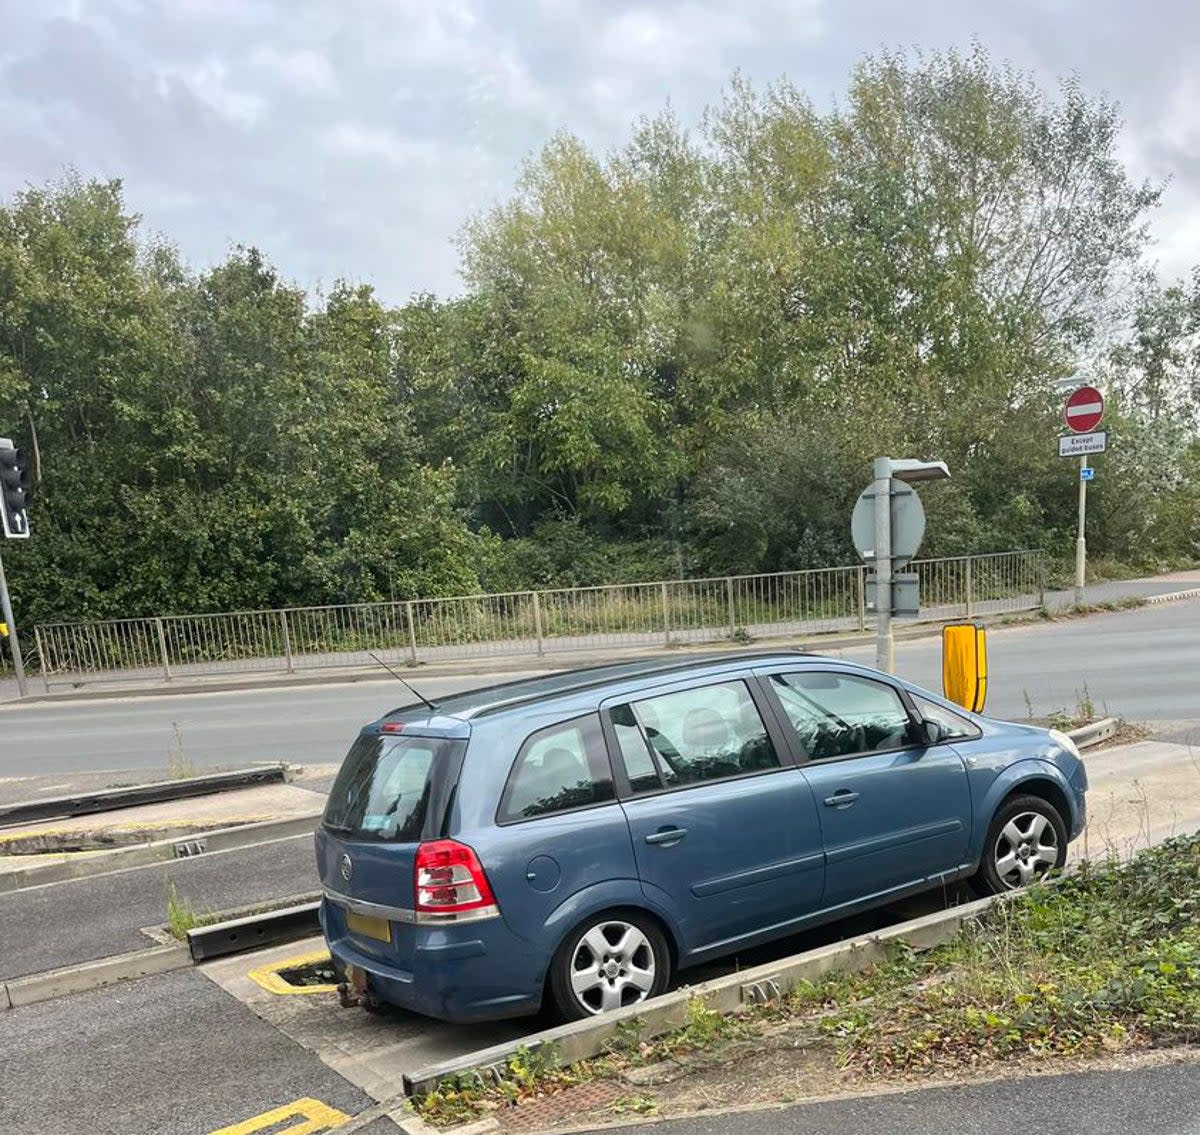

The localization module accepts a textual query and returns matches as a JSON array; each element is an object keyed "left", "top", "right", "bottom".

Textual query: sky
[{"left": 2, "top": 0, "right": 1198, "bottom": 305}]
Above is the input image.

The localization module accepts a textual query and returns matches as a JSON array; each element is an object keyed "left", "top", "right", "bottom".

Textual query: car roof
[{"left": 379, "top": 649, "right": 822, "bottom": 726}]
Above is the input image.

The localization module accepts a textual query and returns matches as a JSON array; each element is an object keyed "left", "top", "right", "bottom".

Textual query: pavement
[
  {"left": 631, "top": 1058, "right": 1200, "bottom": 1135},
  {"left": 2, "top": 592, "right": 1198, "bottom": 778},
  {"left": 0, "top": 969, "right": 376, "bottom": 1135},
  {"left": 0, "top": 833, "right": 317, "bottom": 981}
]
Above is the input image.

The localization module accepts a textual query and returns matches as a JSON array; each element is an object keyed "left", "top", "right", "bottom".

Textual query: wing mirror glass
[{"left": 913, "top": 718, "right": 948, "bottom": 747}]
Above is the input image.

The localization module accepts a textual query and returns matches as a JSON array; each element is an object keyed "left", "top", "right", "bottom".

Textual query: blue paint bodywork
[{"left": 318, "top": 652, "right": 1088, "bottom": 1022}]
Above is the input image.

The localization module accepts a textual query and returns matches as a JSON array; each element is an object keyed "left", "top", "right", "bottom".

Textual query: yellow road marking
[
  {"left": 206, "top": 1097, "right": 348, "bottom": 1134},
  {"left": 247, "top": 949, "right": 338, "bottom": 996}
]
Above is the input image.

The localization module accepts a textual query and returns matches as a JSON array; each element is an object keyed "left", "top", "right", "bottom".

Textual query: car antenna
[{"left": 368, "top": 651, "right": 440, "bottom": 713}]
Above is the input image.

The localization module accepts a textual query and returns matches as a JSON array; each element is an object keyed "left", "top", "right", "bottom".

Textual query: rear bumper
[{"left": 320, "top": 899, "right": 546, "bottom": 1023}]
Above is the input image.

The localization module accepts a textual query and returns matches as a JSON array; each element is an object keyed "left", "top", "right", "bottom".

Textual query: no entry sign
[{"left": 1064, "top": 385, "right": 1105, "bottom": 433}]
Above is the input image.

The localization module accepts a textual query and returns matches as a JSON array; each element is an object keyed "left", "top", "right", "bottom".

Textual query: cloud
[
  {"left": 155, "top": 58, "right": 266, "bottom": 127},
  {"left": 3, "top": 0, "right": 1200, "bottom": 305},
  {"left": 250, "top": 45, "right": 338, "bottom": 96},
  {"left": 320, "top": 121, "right": 440, "bottom": 167}
]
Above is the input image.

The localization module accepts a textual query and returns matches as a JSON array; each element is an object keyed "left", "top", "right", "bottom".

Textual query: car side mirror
[{"left": 912, "top": 718, "right": 948, "bottom": 747}]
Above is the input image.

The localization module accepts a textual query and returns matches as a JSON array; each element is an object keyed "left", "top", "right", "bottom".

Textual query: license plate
[{"left": 345, "top": 910, "right": 391, "bottom": 943}]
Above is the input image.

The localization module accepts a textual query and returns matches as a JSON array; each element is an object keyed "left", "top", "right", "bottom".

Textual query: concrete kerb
[
  {"left": 1145, "top": 586, "right": 1200, "bottom": 605},
  {"left": 0, "top": 812, "right": 320, "bottom": 894},
  {"left": 0, "top": 763, "right": 290, "bottom": 824},
  {"left": 1, "top": 942, "right": 190, "bottom": 1011},
  {"left": 1069, "top": 717, "right": 1119, "bottom": 749},
  {"left": 400, "top": 892, "right": 1002, "bottom": 1101}
]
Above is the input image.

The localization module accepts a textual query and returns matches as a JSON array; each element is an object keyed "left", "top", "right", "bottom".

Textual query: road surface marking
[
  {"left": 206, "top": 1097, "right": 348, "bottom": 1134},
  {"left": 247, "top": 949, "right": 338, "bottom": 996}
]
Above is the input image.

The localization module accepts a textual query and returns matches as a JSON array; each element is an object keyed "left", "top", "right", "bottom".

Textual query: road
[
  {"left": 1, "top": 597, "right": 1197, "bottom": 778},
  {"left": 636, "top": 1059, "right": 1200, "bottom": 1135}
]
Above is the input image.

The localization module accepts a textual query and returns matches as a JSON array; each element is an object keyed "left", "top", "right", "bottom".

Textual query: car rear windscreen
[{"left": 323, "top": 733, "right": 464, "bottom": 842}]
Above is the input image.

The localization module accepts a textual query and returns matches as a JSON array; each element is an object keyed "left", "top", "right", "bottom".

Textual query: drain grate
[
  {"left": 500, "top": 1079, "right": 627, "bottom": 1131},
  {"left": 247, "top": 950, "right": 338, "bottom": 995}
]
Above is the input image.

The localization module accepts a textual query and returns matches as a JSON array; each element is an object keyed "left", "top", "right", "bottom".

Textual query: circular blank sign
[{"left": 850, "top": 480, "right": 927, "bottom": 568}]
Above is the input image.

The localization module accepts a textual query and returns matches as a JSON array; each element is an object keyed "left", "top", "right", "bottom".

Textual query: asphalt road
[
  {"left": 635, "top": 1060, "right": 1200, "bottom": 1135},
  {"left": 0, "top": 969, "right": 376, "bottom": 1135},
  {"left": 1, "top": 597, "right": 1198, "bottom": 778},
  {"left": 0, "top": 834, "right": 316, "bottom": 981}
]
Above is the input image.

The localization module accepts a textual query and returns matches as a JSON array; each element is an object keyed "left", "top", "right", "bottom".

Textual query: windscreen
[{"left": 323, "top": 733, "right": 462, "bottom": 842}]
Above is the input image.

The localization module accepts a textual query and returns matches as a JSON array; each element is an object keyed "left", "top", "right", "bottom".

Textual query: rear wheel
[
  {"left": 548, "top": 910, "right": 670, "bottom": 1021},
  {"left": 975, "top": 794, "right": 1067, "bottom": 894}
]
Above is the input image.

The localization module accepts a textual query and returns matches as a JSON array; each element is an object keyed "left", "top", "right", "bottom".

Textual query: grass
[
  {"left": 412, "top": 835, "right": 1200, "bottom": 1128},
  {"left": 164, "top": 881, "right": 217, "bottom": 939}
]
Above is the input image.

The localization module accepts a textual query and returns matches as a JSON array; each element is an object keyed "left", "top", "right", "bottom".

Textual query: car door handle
[
  {"left": 824, "top": 790, "right": 860, "bottom": 808},
  {"left": 645, "top": 827, "right": 688, "bottom": 846}
]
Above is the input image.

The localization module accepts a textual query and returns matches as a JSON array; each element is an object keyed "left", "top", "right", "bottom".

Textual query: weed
[
  {"left": 1076, "top": 682, "right": 1096, "bottom": 721},
  {"left": 729, "top": 626, "right": 754, "bottom": 645},
  {"left": 609, "top": 1094, "right": 660, "bottom": 1116},
  {"left": 167, "top": 722, "right": 195, "bottom": 779},
  {"left": 165, "top": 882, "right": 203, "bottom": 939}
]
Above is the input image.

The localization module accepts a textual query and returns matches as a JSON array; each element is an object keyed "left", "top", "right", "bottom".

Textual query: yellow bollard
[{"left": 943, "top": 623, "right": 987, "bottom": 712}]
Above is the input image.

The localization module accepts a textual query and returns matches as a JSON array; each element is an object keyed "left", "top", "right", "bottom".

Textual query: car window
[
  {"left": 770, "top": 671, "right": 913, "bottom": 760},
  {"left": 910, "top": 693, "right": 981, "bottom": 740},
  {"left": 325, "top": 734, "right": 461, "bottom": 842},
  {"left": 613, "top": 679, "right": 780, "bottom": 793},
  {"left": 610, "top": 704, "right": 664, "bottom": 793},
  {"left": 498, "top": 714, "right": 615, "bottom": 822}
]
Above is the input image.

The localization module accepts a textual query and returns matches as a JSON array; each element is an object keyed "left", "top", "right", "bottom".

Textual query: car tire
[
  {"left": 548, "top": 909, "right": 671, "bottom": 1021},
  {"left": 974, "top": 793, "right": 1068, "bottom": 895}
]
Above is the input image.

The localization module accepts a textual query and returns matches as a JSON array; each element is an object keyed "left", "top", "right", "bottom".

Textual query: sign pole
[
  {"left": 1074, "top": 455, "right": 1088, "bottom": 606},
  {"left": 872, "top": 456, "right": 894, "bottom": 673},
  {"left": 0, "top": 549, "right": 27, "bottom": 698}
]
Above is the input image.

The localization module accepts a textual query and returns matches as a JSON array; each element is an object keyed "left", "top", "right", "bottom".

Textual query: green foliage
[
  {"left": 819, "top": 835, "right": 1200, "bottom": 1071},
  {"left": 0, "top": 48, "right": 1194, "bottom": 627}
]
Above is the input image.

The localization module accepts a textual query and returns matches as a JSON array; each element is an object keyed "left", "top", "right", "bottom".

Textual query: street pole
[
  {"left": 1074, "top": 455, "right": 1088, "bottom": 607},
  {"left": 0, "top": 549, "right": 28, "bottom": 698},
  {"left": 873, "top": 456, "right": 894, "bottom": 673}
]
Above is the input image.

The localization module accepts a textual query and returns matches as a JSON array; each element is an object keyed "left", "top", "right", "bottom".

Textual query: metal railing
[{"left": 32, "top": 550, "right": 1045, "bottom": 689}]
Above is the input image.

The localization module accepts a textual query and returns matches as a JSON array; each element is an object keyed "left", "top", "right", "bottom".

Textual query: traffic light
[{"left": 0, "top": 441, "right": 31, "bottom": 539}]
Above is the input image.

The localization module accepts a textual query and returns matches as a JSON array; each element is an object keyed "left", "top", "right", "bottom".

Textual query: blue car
[{"left": 317, "top": 651, "right": 1087, "bottom": 1023}]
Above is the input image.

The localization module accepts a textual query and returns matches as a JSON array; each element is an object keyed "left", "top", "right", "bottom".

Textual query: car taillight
[{"left": 414, "top": 839, "right": 498, "bottom": 921}]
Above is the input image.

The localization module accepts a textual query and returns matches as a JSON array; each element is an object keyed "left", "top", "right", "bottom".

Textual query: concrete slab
[{"left": 199, "top": 937, "right": 529, "bottom": 1103}]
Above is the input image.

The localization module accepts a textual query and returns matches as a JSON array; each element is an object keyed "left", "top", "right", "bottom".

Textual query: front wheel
[
  {"left": 548, "top": 910, "right": 671, "bottom": 1021},
  {"left": 975, "top": 794, "right": 1068, "bottom": 894}
]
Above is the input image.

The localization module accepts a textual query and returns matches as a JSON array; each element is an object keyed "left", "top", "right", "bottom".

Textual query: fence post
[
  {"left": 406, "top": 601, "right": 419, "bottom": 665},
  {"left": 154, "top": 618, "right": 172, "bottom": 682},
  {"left": 1037, "top": 551, "right": 1046, "bottom": 609},
  {"left": 279, "top": 610, "right": 294, "bottom": 674},
  {"left": 531, "top": 592, "right": 545, "bottom": 657},
  {"left": 661, "top": 581, "right": 671, "bottom": 645},
  {"left": 856, "top": 566, "right": 867, "bottom": 632},
  {"left": 34, "top": 626, "right": 50, "bottom": 693},
  {"left": 964, "top": 556, "right": 974, "bottom": 619},
  {"left": 725, "top": 577, "right": 736, "bottom": 639}
]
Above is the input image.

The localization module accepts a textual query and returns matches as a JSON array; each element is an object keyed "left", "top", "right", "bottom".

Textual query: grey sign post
[{"left": 851, "top": 458, "right": 950, "bottom": 672}]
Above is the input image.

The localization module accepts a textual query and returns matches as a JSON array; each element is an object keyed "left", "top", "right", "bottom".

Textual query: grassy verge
[{"left": 413, "top": 834, "right": 1199, "bottom": 1128}]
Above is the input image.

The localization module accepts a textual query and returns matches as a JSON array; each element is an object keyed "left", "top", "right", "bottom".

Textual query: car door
[
  {"left": 603, "top": 675, "right": 825, "bottom": 963},
  {"left": 761, "top": 668, "right": 972, "bottom": 912}
]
